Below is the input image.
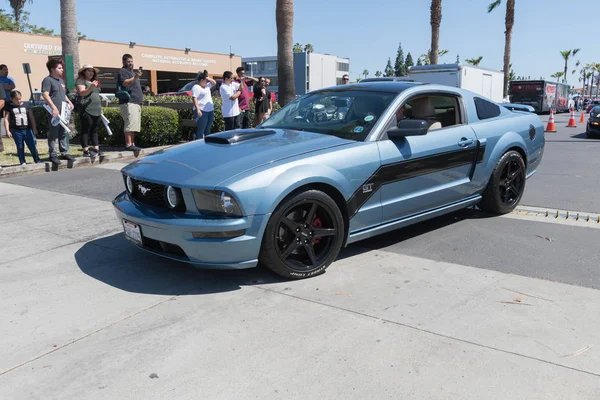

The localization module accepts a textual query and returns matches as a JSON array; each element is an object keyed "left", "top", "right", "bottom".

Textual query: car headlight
[
  {"left": 165, "top": 186, "right": 182, "bottom": 209},
  {"left": 126, "top": 175, "right": 134, "bottom": 193},
  {"left": 192, "top": 190, "right": 243, "bottom": 218}
]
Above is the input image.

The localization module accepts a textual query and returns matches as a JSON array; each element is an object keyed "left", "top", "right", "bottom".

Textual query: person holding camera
[
  {"left": 219, "top": 71, "right": 242, "bottom": 131},
  {"left": 191, "top": 70, "right": 216, "bottom": 140},
  {"left": 116, "top": 54, "right": 143, "bottom": 151},
  {"left": 76, "top": 64, "right": 103, "bottom": 157}
]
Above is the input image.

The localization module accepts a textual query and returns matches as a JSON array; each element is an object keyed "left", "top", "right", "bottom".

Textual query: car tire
[
  {"left": 259, "top": 190, "right": 345, "bottom": 279},
  {"left": 479, "top": 150, "right": 526, "bottom": 214}
]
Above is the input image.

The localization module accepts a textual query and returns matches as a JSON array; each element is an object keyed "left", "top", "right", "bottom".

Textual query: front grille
[{"left": 130, "top": 178, "right": 168, "bottom": 208}]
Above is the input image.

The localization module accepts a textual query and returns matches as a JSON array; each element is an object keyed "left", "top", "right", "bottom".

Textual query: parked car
[
  {"left": 586, "top": 106, "right": 600, "bottom": 138},
  {"left": 114, "top": 82, "right": 545, "bottom": 279},
  {"left": 586, "top": 100, "right": 600, "bottom": 113}
]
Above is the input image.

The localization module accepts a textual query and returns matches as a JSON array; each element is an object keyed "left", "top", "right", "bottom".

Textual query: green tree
[
  {"left": 430, "top": 0, "right": 442, "bottom": 64},
  {"left": 559, "top": 48, "right": 580, "bottom": 83},
  {"left": 304, "top": 43, "right": 314, "bottom": 53},
  {"left": 362, "top": 69, "right": 369, "bottom": 79},
  {"left": 375, "top": 71, "right": 382, "bottom": 77},
  {"left": 384, "top": 58, "right": 394, "bottom": 77},
  {"left": 465, "top": 56, "right": 483, "bottom": 66},
  {"left": 394, "top": 42, "right": 406, "bottom": 76},
  {"left": 550, "top": 71, "right": 564, "bottom": 82},
  {"left": 488, "top": 0, "right": 515, "bottom": 98},
  {"left": 276, "top": 0, "right": 296, "bottom": 106},
  {"left": 293, "top": 43, "right": 303, "bottom": 53},
  {"left": 419, "top": 49, "right": 448, "bottom": 65},
  {"left": 508, "top": 63, "right": 516, "bottom": 81},
  {"left": 416, "top": 57, "right": 423, "bottom": 66},
  {"left": 405, "top": 52, "right": 414, "bottom": 72},
  {"left": 456, "top": 54, "right": 460, "bottom": 63}
]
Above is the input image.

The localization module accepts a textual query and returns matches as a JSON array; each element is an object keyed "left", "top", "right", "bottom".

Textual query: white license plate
[{"left": 123, "top": 219, "right": 142, "bottom": 244}]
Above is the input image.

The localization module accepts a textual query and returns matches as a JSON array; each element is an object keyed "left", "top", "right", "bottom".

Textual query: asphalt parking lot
[{"left": 1, "top": 112, "right": 599, "bottom": 399}]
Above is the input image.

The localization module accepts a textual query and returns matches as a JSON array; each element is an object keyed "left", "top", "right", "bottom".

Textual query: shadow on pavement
[
  {"left": 75, "top": 233, "right": 287, "bottom": 296},
  {"left": 340, "top": 207, "right": 495, "bottom": 258},
  {"left": 76, "top": 208, "right": 495, "bottom": 293}
]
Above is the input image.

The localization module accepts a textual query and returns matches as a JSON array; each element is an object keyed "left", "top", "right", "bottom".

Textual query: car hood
[{"left": 122, "top": 129, "right": 353, "bottom": 187}]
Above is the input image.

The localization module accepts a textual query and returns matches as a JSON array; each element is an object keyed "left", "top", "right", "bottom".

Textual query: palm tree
[
  {"left": 293, "top": 43, "right": 303, "bottom": 53},
  {"left": 488, "top": 0, "right": 515, "bottom": 99},
  {"left": 8, "top": 0, "right": 32, "bottom": 31},
  {"left": 60, "top": 0, "right": 80, "bottom": 74},
  {"left": 559, "top": 49, "right": 580, "bottom": 83},
  {"left": 276, "top": 0, "right": 295, "bottom": 106},
  {"left": 362, "top": 69, "right": 369, "bottom": 79},
  {"left": 586, "top": 63, "right": 597, "bottom": 99},
  {"left": 304, "top": 43, "right": 314, "bottom": 53},
  {"left": 550, "top": 72, "right": 564, "bottom": 82},
  {"left": 430, "top": 0, "right": 442, "bottom": 65},
  {"left": 465, "top": 56, "right": 483, "bottom": 66},
  {"left": 375, "top": 71, "right": 382, "bottom": 77}
]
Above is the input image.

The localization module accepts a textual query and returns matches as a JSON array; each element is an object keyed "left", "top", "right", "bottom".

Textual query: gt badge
[{"left": 362, "top": 183, "right": 374, "bottom": 193}]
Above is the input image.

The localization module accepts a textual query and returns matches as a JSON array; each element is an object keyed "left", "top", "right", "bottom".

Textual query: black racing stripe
[{"left": 347, "top": 143, "right": 486, "bottom": 217}]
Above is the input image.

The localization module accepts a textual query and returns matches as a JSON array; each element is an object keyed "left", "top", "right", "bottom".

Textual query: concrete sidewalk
[{"left": 1, "top": 182, "right": 599, "bottom": 399}]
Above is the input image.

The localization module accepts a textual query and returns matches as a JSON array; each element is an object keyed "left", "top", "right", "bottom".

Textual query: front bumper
[
  {"left": 112, "top": 191, "right": 269, "bottom": 269},
  {"left": 587, "top": 121, "right": 600, "bottom": 134}
]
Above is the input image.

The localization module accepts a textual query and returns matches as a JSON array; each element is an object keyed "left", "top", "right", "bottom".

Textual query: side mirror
[{"left": 387, "top": 119, "right": 429, "bottom": 139}]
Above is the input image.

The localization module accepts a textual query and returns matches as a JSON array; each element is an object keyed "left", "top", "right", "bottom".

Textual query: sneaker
[
  {"left": 95, "top": 149, "right": 104, "bottom": 157},
  {"left": 125, "top": 145, "right": 142, "bottom": 152},
  {"left": 83, "top": 150, "right": 91, "bottom": 157},
  {"left": 20, "top": 162, "right": 27, "bottom": 166},
  {"left": 50, "top": 157, "right": 62, "bottom": 166},
  {"left": 35, "top": 160, "right": 44, "bottom": 164},
  {"left": 60, "top": 154, "right": 75, "bottom": 162}
]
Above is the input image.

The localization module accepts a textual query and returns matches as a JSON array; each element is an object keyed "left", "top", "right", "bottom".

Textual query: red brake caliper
[{"left": 312, "top": 217, "right": 322, "bottom": 244}]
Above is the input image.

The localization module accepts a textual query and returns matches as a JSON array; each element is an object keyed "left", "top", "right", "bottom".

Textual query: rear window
[{"left": 474, "top": 97, "right": 501, "bottom": 120}]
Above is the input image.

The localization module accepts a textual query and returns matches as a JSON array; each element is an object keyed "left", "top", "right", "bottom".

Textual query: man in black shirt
[{"left": 116, "top": 54, "right": 143, "bottom": 151}]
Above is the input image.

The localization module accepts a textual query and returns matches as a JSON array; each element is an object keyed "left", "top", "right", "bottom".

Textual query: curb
[{"left": 0, "top": 145, "right": 172, "bottom": 179}]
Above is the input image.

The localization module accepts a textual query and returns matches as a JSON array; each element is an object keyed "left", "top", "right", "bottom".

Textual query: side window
[
  {"left": 474, "top": 97, "right": 501, "bottom": 120},
  {"left": 393, "top": 94, "right": 462, "bottom": 130}
]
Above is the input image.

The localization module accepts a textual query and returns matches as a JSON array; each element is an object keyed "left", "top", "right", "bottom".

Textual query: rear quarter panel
[{"left": 464, "top": 95, "right": 545, "bottom": 192}]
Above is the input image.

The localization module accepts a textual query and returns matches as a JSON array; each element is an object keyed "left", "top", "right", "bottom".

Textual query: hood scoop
[{"left": 204, "top": 129, "right": 276, "bottom": 144}]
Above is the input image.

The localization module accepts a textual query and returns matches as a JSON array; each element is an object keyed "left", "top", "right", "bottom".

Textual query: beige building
[{"left": 0, "top": 31, "right": 241, "bottom": 97}]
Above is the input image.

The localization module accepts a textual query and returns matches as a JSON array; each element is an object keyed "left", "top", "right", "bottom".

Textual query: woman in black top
[
  {"left": 3, "top": 90, "right": 41, "bottom": 165},
  {"left": 253, "top": 77, "right": 270, "bottom": 127}
]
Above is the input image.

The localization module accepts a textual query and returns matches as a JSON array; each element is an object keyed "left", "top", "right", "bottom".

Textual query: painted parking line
[{"left": 503, "top": 205, "right": 600, "bottom": 229}]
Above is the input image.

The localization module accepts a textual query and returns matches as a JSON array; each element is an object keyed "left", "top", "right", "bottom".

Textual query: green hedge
[{"left": 30, "top": 95, "right": 281, "bottom": 146}]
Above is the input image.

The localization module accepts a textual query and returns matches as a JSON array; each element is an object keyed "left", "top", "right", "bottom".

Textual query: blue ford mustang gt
[{"left": 113, "top": 82, "right": 545, "bottom": 279}]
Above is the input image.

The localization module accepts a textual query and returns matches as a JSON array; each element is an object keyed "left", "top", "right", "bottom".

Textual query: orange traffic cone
[
  {"left": 545, "top": 109, "right": 556, "bottom": 132},
  {"left": 567, "top": 107, "right": 577, "bottom": 127},
  {"left": 579, "top": 111, "right": 585, "bottom": 123}
]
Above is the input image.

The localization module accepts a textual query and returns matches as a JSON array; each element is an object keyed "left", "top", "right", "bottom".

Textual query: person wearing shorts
[{"left": 116, "top": 54, "right": 143, "bottom": 151}]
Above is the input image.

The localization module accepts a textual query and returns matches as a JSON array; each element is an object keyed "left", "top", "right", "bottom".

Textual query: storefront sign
[
  {"left": 24, "top": 43, "right": 62, "bottom": 55},
  {"left": 141, "top": 53, "right": 217, "bottom": 67}
]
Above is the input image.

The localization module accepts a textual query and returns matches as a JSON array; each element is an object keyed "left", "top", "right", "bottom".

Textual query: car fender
[
  {"left": 476, "top": 130, "right": 528, "bottom": 185},
  {"left": 254, "top": 163, "right": 354, "bottom": 216}
]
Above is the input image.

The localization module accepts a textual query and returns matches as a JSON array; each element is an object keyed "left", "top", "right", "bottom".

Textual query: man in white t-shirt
[{"left": 219, "top": 71, "right": 242, "bottom": 131}]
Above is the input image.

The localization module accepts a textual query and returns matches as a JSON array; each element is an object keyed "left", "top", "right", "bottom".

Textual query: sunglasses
[{"left": 343, "top": 78, "right": 349, "bottom": 81}]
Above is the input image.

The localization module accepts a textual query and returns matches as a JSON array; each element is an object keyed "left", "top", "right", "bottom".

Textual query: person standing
[
  {"left": 76, "top": 64, "right": 103, "bottom": 157},
  {"left": 116, "top": 54, "right": 143, "bottom": 151},
  {"left": 341, "top": 74, "right": 350, "bottom": 84},
  {"left": 264, "top": 77, "right": 273, "bottom": 119},
  {"left": 0, "top": 64, "right": 15, "bottom": 138},
  {"left": 219, "top": 71, "right": 242, "bottom": 131},
  {"left": 191, "top": 70, "right": 216, "bottom": 139},
  {"left": 41, "top": 58, "right": 74, "bottom": 166},
  {"left": 0, "top": 83, "right": 5, "bottom": 156},
  {"left": 234, "top": 66, "right": 258, "bottom": 129},
  {"left": 253, "top": 77, "right": 269, "bottom": 126},
  {"left": 3, "top": 90, "right": 41, "bottom": 165}
]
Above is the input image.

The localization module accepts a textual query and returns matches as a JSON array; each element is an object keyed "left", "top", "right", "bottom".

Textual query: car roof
[{"left": 312, "top": 81, "right": 427, "bottom": 94}]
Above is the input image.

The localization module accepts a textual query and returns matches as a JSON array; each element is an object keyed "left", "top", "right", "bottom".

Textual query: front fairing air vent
[{"left": 204, "top": 129, "right": 276, "bottom": 144}]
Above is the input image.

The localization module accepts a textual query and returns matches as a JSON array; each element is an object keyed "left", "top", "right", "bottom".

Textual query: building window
[
  {"left": 336, "top": 78, "right": 344, "bottom": 85},
  {"left": 337, "top": 62, "right": 349, "bottom": 72}
]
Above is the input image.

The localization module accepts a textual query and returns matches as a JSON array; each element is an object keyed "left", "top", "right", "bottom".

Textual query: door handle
[{"left": 458, "top": 138, "right": 474, "bottom": 147}]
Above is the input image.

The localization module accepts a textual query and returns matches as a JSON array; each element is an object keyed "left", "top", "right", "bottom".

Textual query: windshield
[{"left": 260, "top": 89, "right": 398, "bottom": 141}]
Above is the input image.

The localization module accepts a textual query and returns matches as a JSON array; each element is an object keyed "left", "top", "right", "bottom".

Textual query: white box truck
[{"left": 407, "top": 64, "right": 505, "bottom": 103}]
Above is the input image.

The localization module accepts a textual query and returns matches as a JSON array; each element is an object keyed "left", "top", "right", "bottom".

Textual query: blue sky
[{"left": 17, "top": 0, "right": 594, "bottom": 87}]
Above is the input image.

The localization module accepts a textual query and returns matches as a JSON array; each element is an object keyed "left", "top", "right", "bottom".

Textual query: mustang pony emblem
[{"left": 138, "top": 185, "right": 151, "bottom": 195}]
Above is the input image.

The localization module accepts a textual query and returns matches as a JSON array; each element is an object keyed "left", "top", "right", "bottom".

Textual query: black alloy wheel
[
  {"left": 479, "top": 150, "right": 526, "bottom": 214},
  {"left": 260, "top": 190, "right": 344, "bottom": 279}
]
